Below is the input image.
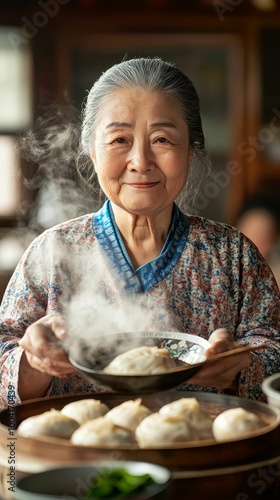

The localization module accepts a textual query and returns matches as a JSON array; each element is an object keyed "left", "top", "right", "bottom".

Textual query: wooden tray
[{"left": 0, "top": 391, "right": 279, "bottom": 471}]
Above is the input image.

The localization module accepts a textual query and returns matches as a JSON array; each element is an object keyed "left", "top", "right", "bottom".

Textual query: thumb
[
  {"left": 209, "top": 328, "right": 233, "bottom": 343},
  {"left": 50, "top": 316, "right": 68, "bottom": 341},
  {"left": 207, "top": 328, "right": 235, "bottom": 356}
]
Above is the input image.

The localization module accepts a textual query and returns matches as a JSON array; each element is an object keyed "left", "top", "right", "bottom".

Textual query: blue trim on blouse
[{"left": 93, "top": 200, "right": 190, "bottom": 293}]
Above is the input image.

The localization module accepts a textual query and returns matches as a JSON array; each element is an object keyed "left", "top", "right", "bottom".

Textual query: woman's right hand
[{"left": 18, "top": 313, "right": 76, "bottom": 378}]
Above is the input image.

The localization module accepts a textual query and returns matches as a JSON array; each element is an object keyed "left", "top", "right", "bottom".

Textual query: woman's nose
[{"left": 127, "top": 141, "right": 155, "bottom": 172}]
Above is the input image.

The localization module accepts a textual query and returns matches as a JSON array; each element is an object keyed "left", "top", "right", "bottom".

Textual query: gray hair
[{"left": 77, "top": 57, "right": 211, "bottom": 213}]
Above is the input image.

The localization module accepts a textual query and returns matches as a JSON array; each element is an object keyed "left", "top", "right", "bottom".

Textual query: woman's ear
[{"left": 188, "top": 150, "right": 193, "bottom": 166}]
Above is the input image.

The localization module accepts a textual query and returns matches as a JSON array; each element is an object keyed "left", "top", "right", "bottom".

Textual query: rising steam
[
  {"left": 9, "top": 104, "right": 179, "bottom": 355},
  {"left": 18, "top": 103, "right": 100, "bottom": 233}
]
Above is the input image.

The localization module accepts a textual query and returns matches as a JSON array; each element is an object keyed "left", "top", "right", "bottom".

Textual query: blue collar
[{"left": 93, "top": 200, "right": 190, "bottom": 293}]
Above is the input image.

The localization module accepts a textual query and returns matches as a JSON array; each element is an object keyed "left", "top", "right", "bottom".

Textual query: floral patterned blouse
[{"left": 0, "top": 201, "right": 279, "bottom": 410}]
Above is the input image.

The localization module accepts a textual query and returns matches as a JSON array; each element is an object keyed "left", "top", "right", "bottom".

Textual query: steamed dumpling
[
  {"left": 61, "top": 399, "right": 109, "bottom": 425},
  {"left": 103, "top": 346, "right": 176, "bottom": 375},
  {"left": 105, "top": 398, "right": 151, "bottom": 433},
  {"left": 159, "top": 398, "right": 213, "bottom": 439},
  {"left": 212, "top": 407, "right": 263, "bottom": 442},
  {"left": 71, "top": 416, "right": 135, "bottom": 446},
  {"left": 17, "top": 409, "right": 79, "bottom": 439},
  {"left": 135, "top": 412, "right": 199, "bottom": 448}
]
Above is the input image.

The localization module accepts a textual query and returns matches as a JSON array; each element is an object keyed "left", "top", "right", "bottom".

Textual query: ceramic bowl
[
  {"left": 15, "top": 461, "right": 172, "bottom": 499},
  {"left": 68, "top": 331, "right": 210, "bottom": 392},
  {"left": 262, "top": 373, "right": 280, "bottom": 409}
]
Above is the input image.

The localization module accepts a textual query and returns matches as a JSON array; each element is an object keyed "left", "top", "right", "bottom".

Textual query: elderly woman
[{"left": 0, "top": 57, "right": 279, "bottom": 410}]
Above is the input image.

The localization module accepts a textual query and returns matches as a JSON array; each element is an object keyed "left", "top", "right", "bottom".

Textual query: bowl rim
[
  {"left": 69, "top": 330, "right": 210, "bottom": 370},
  {"left": 68, "top": 331, "right": 210, "bottom": 392}
]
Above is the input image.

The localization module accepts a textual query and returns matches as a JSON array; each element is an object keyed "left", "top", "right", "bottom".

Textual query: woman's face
[{"left": 91, "top": 87, "right": 192, "bottom": 217}]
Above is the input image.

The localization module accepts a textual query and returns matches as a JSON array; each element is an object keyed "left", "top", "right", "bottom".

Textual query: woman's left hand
[{"left": 188, "top": 328, "right": 251, "bottom": 390}]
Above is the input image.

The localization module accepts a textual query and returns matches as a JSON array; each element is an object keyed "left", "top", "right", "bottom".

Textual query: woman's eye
[
  {"left": 114, "top": 137, "right": 127, "bottom": 144},
  {"left": 155, "top": 137, "right": 168, "bottom": 143}
]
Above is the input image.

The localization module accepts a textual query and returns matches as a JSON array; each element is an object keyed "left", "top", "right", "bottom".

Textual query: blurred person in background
[{"left": 236, "top": 195, "right": 280, "bottom": 288}]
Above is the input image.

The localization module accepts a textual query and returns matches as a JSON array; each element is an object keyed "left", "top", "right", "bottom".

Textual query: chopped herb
[{"left": 84, "top": 467, "right": 155, "bottom": 498}]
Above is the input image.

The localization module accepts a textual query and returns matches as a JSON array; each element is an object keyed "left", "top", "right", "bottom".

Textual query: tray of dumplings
[{"left": 0, "top": 391, "right": 279, "bottom": 471}]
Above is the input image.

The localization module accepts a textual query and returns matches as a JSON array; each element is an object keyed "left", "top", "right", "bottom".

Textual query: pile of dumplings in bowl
[{"left": 17, "top": 397, "right": 264, "bottom": 447}]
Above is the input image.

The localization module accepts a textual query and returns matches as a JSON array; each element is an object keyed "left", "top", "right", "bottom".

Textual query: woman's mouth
[{"left": 128, "top": 182, "right": 159, "bottom": 189}]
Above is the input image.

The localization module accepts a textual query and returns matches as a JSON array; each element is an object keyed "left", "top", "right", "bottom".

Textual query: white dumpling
[
  {"left": 17, "top": 409, "right": 79, "bottom": 439},
  {"left": 105, "top": 398, "right": 151, "bottom": 433},
  {"left": 135, "top": 412, "right": 199, "bottom": 448},
  {"left": 103, "top": 346, "right": 176, "bottom": 375},
  {"left": 71, "top": 416, "right": 135, "bottom": 446},
  {"left": 61, "top": 399, "right": 109, "bottom": 425},
  {"left": 212, "top": 407, "right": 263, "bottom": 443},
  {"left": 159, "top": 398, "right": 213, "bottom": 439}
]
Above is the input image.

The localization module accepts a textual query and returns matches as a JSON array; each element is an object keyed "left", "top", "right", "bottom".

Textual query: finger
[
  {"left": 205, "top": 352, "right": 251, "bottom": 377},
  {"left": 19, "top": 313, "right": 68, "bottom": 348},
  {"left": 207, "top": 329, "right": 238, "bottom": 356},
  {"left": 19, "top": 321, "right": 65, "bottom": 357},
  {"left": 19, "top": 327, "right": 73, "bottom": 375},
  {"left": 19, "top": 329, "right": 52, "bottom": 358},
  {"left": 209, "top": 328, "right": 234, "bottom": 343},
  {"left": 206, "top": 341, "right": 240, "bottom": 357},
  {"left": 25, "top": 351, "right": 76, "bottom": 377},
  {"left": 48, "top": 314, "right": 68, "bottom": 341},
  {"left": 189, "top": 353, "right": 251, "bottom": 388}
]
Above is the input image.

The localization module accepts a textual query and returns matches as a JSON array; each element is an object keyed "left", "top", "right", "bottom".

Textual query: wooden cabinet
[
  {"left": 2, "top": 4, "right": 280, "bottom": 228},
  {"left": 240, "top": 24, "right": 280, "bottom": 202},
  {"left": 258, "top": 28, "right": 280, "bottom": 191}
]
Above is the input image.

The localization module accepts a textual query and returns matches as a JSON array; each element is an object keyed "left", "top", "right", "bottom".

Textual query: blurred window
[
  {"left": 0, "top": 26, "right": 32, "bottom": 218},
  {"left": 0, "top": 136, "right": 20, "bottom": 216},
  {"left": 0, "top": 26, "right": 32, "bottom": 132}
]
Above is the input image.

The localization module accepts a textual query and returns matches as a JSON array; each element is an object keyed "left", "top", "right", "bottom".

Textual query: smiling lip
[{"left": 128, "top": 182, "right": 159, "bottom": 188}]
